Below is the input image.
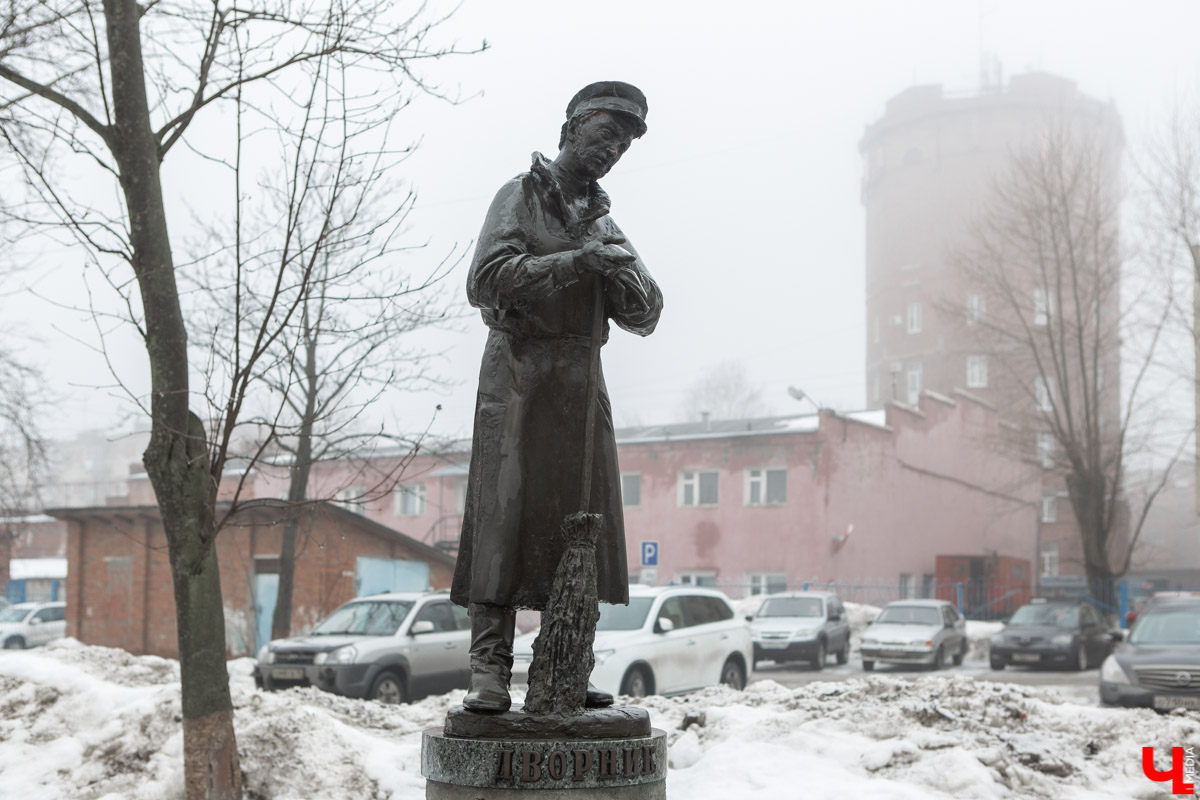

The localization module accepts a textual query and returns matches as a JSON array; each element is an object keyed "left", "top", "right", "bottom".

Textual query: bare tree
[
  {"left": 953, "top": 123, "right": 1183, "bottom": 599},
  {"left": 680, "top": 359, "right": 770, "bottom": 422},
  {"left": 0, "top": 3, "right": 478, "bottom": 797}
]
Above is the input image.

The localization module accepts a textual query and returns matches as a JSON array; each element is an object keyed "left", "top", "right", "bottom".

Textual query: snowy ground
[{"left": 1, "top": 639, "right": 1197, "bottom": 799}]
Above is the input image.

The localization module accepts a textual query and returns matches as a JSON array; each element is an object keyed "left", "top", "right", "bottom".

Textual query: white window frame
[
  {"left": 1040, "top": 542, "right": 1060, "bottom": 577},
  {"left": 898, "top": 573, "right": 914, "bottom": 599},
  {"left": 906, "top": 363, "right": 922, "bottom": 405},
  {"left": 1034, "top": 288, "right": 1054, "bottom": 326},
  {"left": 1041, "top": 493, "right": 1058, "bottom": 523},
  {"left": 906, "top": 302, "right": 922, "bottom": 334},
  {"left": 335, "top": 485, "right": 366, "bottom": 515},
  {"left": 966, "top": 355, "right": 988, "bottom": 389},
  {"left": 747, "top": 572, "right": 788, "bottom": 596},
  {"left": 744, "top": 467, "right": 787, "bottom": 506},
  {"left": 621, "top": 472, "right": 642, "bottom": 508},
  {"left": 1037, "top": 432, "right": 1055, "bottom": 469},
  {"left": 1035, "top": 375, "right": 1055, "bottom": 413},
  {"left": 966, "top": 293, "right": 985, "bottom": 326},
  {"left": 394, "top": 482, "right": 426, "bottom": 517},
  {"left": 678, "top": 470, "right": 719, "bottom": 507},
  {"left": 678, "top": 570, "right": 717, "bottom": 588}
]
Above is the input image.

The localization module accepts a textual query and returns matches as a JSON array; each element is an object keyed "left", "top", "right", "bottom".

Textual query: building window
[
  {"left": 898, "top": 573, "right": 913, "bottom": 599},
  {"left": 678, "top": 470, "right": 718, "bottom": 507},
  {"left": 906, "top": 363, "right": 922, "bottom": 405},
  {"left": 1037, "top": 432, "right": 1055, "bottom": 469},
  {"left": 453, "top": 480, "right": 467, "bottom": 515},
  {"left": 678, "top": 570, "right": 717, "bottom": 587},
  {"left": 621, "top": 473, "right": 641, "bottom": 508},
  {"left": 1040, "top": 542, "right": 1060, "bottom": 577},
  {"left": 335, "top": 485, "right": 366, "bottom": 515},
  {"left": 745, "top": 468, "right": 787, "bottom": 505},
  {"left": 748, "top": 572, "right": 788, "bottom": 596},
  {"left": 966, "top": 293, "right": 985, "bottom": 326},
  {"left": 966, "top": 355, "right": 988, "bottom": 388},
  {"left": 1041, "top": 492, "right": 1058, "bottom": 523},
  {"left": 906, "top": 302, "right": 922, "bottom": 334},
  {"left": 1035, "top": 375, "right": 1055, "bottom": 413},
  {"left": 1034, "top": 288, "right": 1054, "bottom": 326},
  {"left": 921, "top": 573, "right": 936, "bottom": 598},
  {"left": 394, "top": 483, "right": 426, "bottom": 516}
]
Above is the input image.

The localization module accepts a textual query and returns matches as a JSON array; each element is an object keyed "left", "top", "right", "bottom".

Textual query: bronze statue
[{"left": 451, "top": 81, "right": 663, "bottom": 712}]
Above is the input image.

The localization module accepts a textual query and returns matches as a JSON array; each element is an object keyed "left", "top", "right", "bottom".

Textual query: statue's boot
[
  {"left": 585, "top": 683, "right": 614, "bottom": 708},
  {"left": 463, "top": 603, "right": 515, "bottom": 713}
]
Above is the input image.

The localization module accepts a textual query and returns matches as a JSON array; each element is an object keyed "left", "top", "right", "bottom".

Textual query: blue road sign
[{"left": 640, "top": 541, "right": 658, "bottom": 567}]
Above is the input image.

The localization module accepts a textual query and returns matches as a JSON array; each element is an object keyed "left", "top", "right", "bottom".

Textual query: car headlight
[
  {"left": 1099, "top": 655, "right": 1131, "bottom": 685},
  {"left": 911, "top": 639, "right": 933, "bottom": 648},
  {"left": 862, "top": 637, "right": 878, "bottom": 645},
  {"left": 322, "top": 646, "right": 357, "bottom": 665},
  {"left": 790, "top": 630, "right": 817, "bottom": 641},
  {"left": 593, "top": 648, "right": 616, "bottom": 665},
  {"left": 257, "top": 646, "right": 275, "bottom": 664},
  {"left": 1051, "top": 634, "right": 1074, "bottom": 646}
]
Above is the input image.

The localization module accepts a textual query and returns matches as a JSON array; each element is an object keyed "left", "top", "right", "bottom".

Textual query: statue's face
[{"left": 568, "top": 111, "right": 635, "bottom": 180}]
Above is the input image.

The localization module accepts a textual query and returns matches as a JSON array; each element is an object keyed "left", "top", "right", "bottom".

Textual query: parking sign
[{"left": 640, "top": 541, "right": 658, "bottom": 567}]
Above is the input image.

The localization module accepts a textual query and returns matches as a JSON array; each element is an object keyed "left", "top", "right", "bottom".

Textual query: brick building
[
  {"left": 1, "top": 514, "right": 68, "bottom": 602},
  {"left": 860, "top": 72, "right": 1125, "bottom": 578},
  {"left": 49, "top": 499, "right": 455, "bottom": 657}
]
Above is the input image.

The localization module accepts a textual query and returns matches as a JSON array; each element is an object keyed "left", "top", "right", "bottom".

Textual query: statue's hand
[
  {"left": 607, "top": 267, "right": 651, "bottom": 310},
  {"left": 577, "top": 236, "right": 637, "bottom": 276}
]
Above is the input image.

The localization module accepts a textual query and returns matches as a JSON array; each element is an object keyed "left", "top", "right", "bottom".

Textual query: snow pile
[{"left": 2, "top": 639, "right": 1198, "bottom": 799}]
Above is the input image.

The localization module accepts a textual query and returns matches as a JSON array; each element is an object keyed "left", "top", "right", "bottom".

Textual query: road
[{"left": 749, "top": 658, "right": 1102, "bottom": 706}]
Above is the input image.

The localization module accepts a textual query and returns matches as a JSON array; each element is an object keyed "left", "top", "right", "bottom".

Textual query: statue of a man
[{"left": 451, "top": 81, "right": 663, "bottom": 712}]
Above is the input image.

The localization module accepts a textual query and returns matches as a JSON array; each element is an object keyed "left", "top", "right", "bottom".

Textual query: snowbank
[{"left": 1, "top": 639, "right": 1197, "bottom": 799}]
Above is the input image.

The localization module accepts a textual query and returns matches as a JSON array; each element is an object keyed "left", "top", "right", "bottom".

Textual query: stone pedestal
[{"left": 422, "top": 705, "right": 666, "bottom": 799}]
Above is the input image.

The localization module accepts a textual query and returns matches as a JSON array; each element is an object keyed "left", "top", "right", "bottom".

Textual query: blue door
[
  {"left": 255, "top": 573, "right": 280, "bottom": 653},
  {"left": 355, "top": 558, "right": 429, "bottom": 596}
]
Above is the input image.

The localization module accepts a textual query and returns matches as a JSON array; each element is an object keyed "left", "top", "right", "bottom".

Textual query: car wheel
[
  {"left": 930, "top": 646, "right": 945, "bottom": 671},
  {"left": 862, "top": 660, "right": 875, "bottom": 672},
  {"left": 835, "top": 640, "right": 849, "bottom": 665},
  {"left": 620, "top": 665, "right": 652, "bottom": 698},
  {"left": 990, "top": 656, "right": 1005, "bottom": 671},
  {"left": 3, "top": 636, "right": 24, "bottom": 650},
  {"left": 1073, "top": 642, "right": 1088, "bottom": 671},
  {"left": 952, "top": 639, "right": 966, "bottom": 667},
  {"left": 368, "top": 671, "right": 408, "bottom": 705},
  {"left": 720, "top": 657, "right": 746, "bottom": 691},
  {"left": 810, "top": 640, "right": 826, "bottom": 671}
]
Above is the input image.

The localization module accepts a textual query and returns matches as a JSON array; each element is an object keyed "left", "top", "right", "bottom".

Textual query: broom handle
[{"left": 579, "top": 275, "right": 605, "bottom": 513}]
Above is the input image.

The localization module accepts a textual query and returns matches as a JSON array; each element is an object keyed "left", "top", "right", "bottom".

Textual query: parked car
[
  {"left": 255, "top": 591, "right": 470, "bottom": 704},
  {"left": 511, "top": 586, "right": 753, "bottom": 698},
  {"left": 989, "top": 598, "right": 1116, "bottom": 671},
  {"left": 0, "top": 601, "right": 67, "bottom": 649},
  {"left": 1125, "top": 591, "right": 1200, "bottom": 627},
  {"left": 859, "top": 599, "right": 967, "bottom": 671},
  {"left": 748, "top": 590, "right": 851, "bottom": 670},
  {"left": 1100, "top": 598, "right": 1200, "bottom": 710}
]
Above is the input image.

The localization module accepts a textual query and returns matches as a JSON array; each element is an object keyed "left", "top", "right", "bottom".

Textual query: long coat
[{"left": 451, "top": 153, "right": 663, "bottom": 610}]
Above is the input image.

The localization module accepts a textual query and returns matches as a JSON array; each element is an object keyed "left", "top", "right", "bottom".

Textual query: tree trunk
[{"left": 103, "top": 1, "right": 241, "bottom": 797}]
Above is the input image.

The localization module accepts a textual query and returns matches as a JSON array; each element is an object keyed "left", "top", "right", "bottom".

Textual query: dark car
[
  {"left": 1101, "top": 599, "right": 1200, "bottom": 710},
  {"left": 989, "top": 598, "right": 1117, "bottom": 670}
]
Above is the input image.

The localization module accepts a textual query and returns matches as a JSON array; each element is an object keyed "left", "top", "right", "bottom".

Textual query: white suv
[
  {"left": 255, "top": 592, "right": 471, "bottom": 704},
  {"left": 511, "top": 586, "right": 753, "bottom": 698},
  {"left": 0, "top": 601, "right": 68, "bottom": 649}
]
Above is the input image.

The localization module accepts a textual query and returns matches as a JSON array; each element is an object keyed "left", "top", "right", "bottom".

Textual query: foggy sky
[{"left": 11, "top": 0, "right": 1200, "bottom": 443}]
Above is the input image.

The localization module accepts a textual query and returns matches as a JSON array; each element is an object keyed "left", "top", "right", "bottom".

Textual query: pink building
[{"left": 283, "top": 390, "right": 1042, "bottom": 609}]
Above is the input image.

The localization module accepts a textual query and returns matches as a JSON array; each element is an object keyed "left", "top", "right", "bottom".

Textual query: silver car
[
  {"left": 860, "top": 599, "right": 967, "bottom": 670},
  {"left": 749, "top": 591, "right": 852, "bottom": 670}
]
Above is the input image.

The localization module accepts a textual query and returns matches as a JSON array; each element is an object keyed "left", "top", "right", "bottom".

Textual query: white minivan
[
  {"left": 512, "top": 585, "right": 753, "bottom": 698},
  {"left": 0, "top": 601, "right": 68, "bottom": 649}
]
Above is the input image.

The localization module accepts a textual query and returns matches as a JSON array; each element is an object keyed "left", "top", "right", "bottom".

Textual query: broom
[{"left": 523, "top": 273, "right": 607, "bottom": 715}]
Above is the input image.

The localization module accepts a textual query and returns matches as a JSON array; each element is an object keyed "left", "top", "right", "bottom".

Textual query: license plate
[
  {"left": 272, "top": 667, "right": 304, "bottom": 680},
  {"left": 1012, "top": 653, "right": 1040, "bottom": 663},
  {"left": 1154, "top": 695, "right": 1200, "bottom": 710},
  {"left": 761, "top": 642, "right": 788, "bottom": 650}
]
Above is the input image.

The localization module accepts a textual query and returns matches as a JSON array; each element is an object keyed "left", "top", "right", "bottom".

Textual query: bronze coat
[{"left": 451, "top": 154, "right": 663, "bottom": 610}]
